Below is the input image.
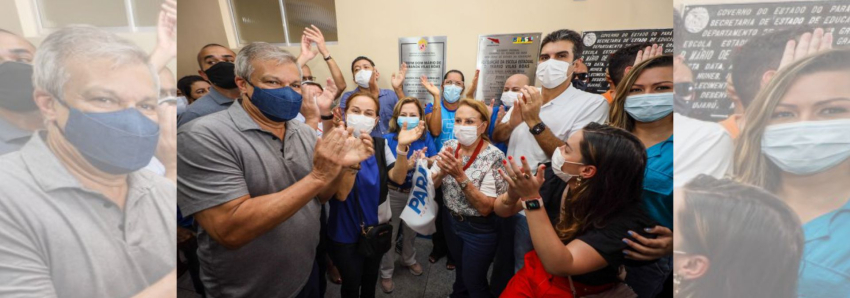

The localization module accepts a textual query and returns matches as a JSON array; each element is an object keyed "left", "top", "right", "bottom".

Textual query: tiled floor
[{"left": 177, "top": 237, "right": 461, "bottom": 298}]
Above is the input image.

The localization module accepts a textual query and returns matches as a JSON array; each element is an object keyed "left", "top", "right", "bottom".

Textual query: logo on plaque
[
  {"left": 685, "top": 7, "right": 710, "bottom": 34},
  {"left": 418, "top": 38, "right": 428, "bottom": 51}
]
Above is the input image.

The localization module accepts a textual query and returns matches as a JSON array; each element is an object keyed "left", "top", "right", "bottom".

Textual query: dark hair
[
  {"left": 730, "top": 26, "right": 813, "bottom": 108},
  {"left": 608, "top": 42, "right": 653, "bottom": 87},
  {"left": 177, "top": 75, "right": 209, "bottom": 101},
  {"left": 196, "top": 43, "right": 233, "bottom": 69},
  {"left": 351, "top": 56, "right": 375, "bottom": 73},
  {"left": 442, "top": 69, "right": 465, "bottom": 94},
  {"left": 541, "top": 29, "right": 584, "bottom": 60},
  {"left": 556, "top": 122, "right": 647, "bottom": 242},
  {"left": 679, "top": 175, "right": 803, "bottom": 298}
]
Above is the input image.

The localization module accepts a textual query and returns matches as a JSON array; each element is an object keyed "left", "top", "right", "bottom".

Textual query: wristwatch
[
  {"left": 321, "top": 114, "right": 334, "bottom": 120},
  {"left": 529, "top": 122, "right": 547, "bottom": 135},
  {"left": 324, "top": 55, "right": 333, "bottom": 61},
  {"left": 458, "top": 178, "right": 471, "bottom": 190},
  {"left": 521, "top": 197, "right": 543, "bottom": 210}
]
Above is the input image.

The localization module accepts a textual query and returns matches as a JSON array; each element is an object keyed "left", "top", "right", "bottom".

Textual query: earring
[
  {"left": 576, "top": 176, "right": 583, "bottom": 186},
  {"left": 673, "top": 272, "right": 683, "bottom": 295}
]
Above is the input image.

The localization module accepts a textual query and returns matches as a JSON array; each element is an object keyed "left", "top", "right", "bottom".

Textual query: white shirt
[
  {"left": 673, "top": 113, "right": 734, "bottom": 187},
  {"left": 502, "top": 85, "right": 608, "bottom": 174}
]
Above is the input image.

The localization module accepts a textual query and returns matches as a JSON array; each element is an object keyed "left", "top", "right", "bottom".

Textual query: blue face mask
[
  {"left": 247, "top": 81, "right": 302, "bottom": 122},
  {"left": 397, "top": 116, "right": 420, "bottom": 130},
  {"left": 56, "top": 98, "right": 160, "bottom": 175},
  {"left": 624, "top": 92, "right": 674, "bottom": 122},
  {"left": 443, "top": 85, "right": 462, "bottom": 103}
]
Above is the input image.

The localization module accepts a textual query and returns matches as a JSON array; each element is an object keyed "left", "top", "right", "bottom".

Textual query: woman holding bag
[
  {"left": 431, "top": 98, "right": 507, "bottom": 298},
  {"left": 324, "top": 92, "right": 424, "bottom": 298},
  {"left": 496, "top": 123, "right": 657, "bottom": 297},
  {"left": 379, "top": 97, "right": 436, "bottom": 292}
]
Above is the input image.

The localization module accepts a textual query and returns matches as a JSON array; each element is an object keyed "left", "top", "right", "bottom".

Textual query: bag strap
[
  {"left": 374, "top": 137, "right": 388, "bottom": 205},
  {"left": 568, "top": 275, "right": 578, "bottom": 297},
  {"left": 352, "top": 182, "right": 368, "bottom": 235}
]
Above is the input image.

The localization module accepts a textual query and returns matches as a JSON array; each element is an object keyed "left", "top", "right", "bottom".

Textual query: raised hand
[
  {"left": 304, "top": 25, "right": 329, "bottom": 57},
  {"left": 779, "top": 28, "right": 833, "bottom": 70},
  {"left": 316, "top": 78, "right": 337, "bottom": 115},
  {"left": 436, "top": 150, "right": 464, "bottom": 179},
  {"left": 633, "top": 43, "right": 663, "bottom": 67},
  {"left": 392, "top": 62, "right": 408, "bottom": 91},
  {"left": 155, "top": 99, "right": 177, "bottom": 182},
  {"left": 498, "top": 156, "right": 545, "bottom": 199},
  {"left": 299, "top": 33, "right": 317, "bottom": 63},
  {"left": 332, "top": 107, "right": 344, "bottom": 128},
  {"left": 341, "top": 127, "right": 376, "bottom": 166},
  {"left": 397, "top": 120, "right": 426, "bottom": 146},
  {"left": 299, "top": 83, "right": 321, "bottom": 120},
  {"left": 155, "top": 0, "right": 176, "bottom": 59},
  {"left": 466, "top": 69, "right": 480, "bottom": 99},
  {"left": 312, "top": 127, "right": 348, "bottom": 182},
  {"left": 420, "top": 75, "right": 440, "bottom": 96},
  {"left": 519, "top": 86, "right": 542, "bottom": 125},
  {"left": 406, "top": 148, "right": 425, "bottom": 168}
]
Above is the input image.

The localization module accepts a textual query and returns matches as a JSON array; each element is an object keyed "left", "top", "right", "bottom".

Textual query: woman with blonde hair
[
  {"left": 734, "top": 49, "right": 850, "bottom": 296},
  {"left": 431, "top": 98, "right": 507, "bottom": 297}
]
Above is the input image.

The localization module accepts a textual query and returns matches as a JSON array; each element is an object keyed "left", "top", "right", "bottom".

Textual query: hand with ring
[{"left": 498, "top": 156, "right": 546, "bottom": 199}]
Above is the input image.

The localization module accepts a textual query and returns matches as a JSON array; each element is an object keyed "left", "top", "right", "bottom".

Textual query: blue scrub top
[
  {"left": 641, "top": 135, "right": 673, "bottom": 229},
  {"left": 488, "top": 106, "right": 508, "bottom": 154},
  {"left": 385, "top": 132, "right": 438, "bottom": 189},
  {"left": 798, "top": 198, "right": 850, "bottom": 297},
  {"left": 434, "top": 103, "right": 457, "bottom": 152},
  {"left": 328, "top": 155, "right": 381, "bottom": 244}
]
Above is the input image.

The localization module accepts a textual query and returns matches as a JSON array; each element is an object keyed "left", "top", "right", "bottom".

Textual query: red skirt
[{"left": 501, "top": 250, "right": 617, "bottom": 298}]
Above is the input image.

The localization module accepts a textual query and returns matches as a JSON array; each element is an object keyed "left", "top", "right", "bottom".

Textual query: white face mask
[
  {"left": 454, "top": 124, "right": 481, "bottom": 146},
  {"left": 536, "top": 59, "right": 571, "bottom": 89},
  {"left": 625, "top": 92, "right": 674, "bottom": 122},
  {"left": 346, "top": 113, "right": 377, "bottom": 137},
  {"left": 354, "top": 70, "right": 373, "bottom": 88},
  {"left": 551, "top": 148, "right": 583, "bottom": 182},
  {"left": 761, "top": 119, "right": 850, "bottom": 175},
  {"left": 500, "top": 91, "right": 520, "bottom": 107}
]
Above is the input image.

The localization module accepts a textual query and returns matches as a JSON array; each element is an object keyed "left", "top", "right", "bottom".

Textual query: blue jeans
[
  {"left": 625, "top": 255, "right": 673, "bottom": 298},
  {"left": 443, "top": 206, "right": 498, "bottom": 298},
  {"left": 513, "top": 214, "right": 534, "bottom": 273}
]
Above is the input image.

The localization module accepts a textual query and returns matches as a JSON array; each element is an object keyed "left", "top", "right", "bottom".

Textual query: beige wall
[{"left": 178, "top": 0, "right": 672, "bottom": 91}]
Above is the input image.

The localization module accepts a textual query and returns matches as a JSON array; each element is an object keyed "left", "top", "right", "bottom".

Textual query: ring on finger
[
  {"left": 523, "top": 173, "right": 530, "bottom": 179},
  {"left": 510, "top": 175, "right": 518, "bottom": 181}
]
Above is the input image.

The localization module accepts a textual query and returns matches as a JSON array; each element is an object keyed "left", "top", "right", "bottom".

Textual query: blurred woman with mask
[
  {"left": 378, "top": 96, "right": 436, "bottom": 292},
  {"left": 430, "top": 98, "right": 507, "bottom": 298},
  {"left": 496, "top": 123, "right": 655, "bottom": 297},
  {"left": 673, "top": 175, "right": 804, "bottom": 298},
  {"left": 608, "top": 54, "right": 675, "bottom": 297},
  {"left": 325, "top": 92, "right": 424, "bottom": 298},
  {"left": 734, "top": 49, "right": 850, "bottom": 296}
]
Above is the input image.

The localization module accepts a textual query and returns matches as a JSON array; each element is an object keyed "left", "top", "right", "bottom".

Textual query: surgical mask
[
  {"left": 354, "top": 70, "right": 372, "bottom": 88},
  {"left": 551, "top": 149, "right": 583, "bottom": 182},
  {"left": 536, "top": 59, "right": 571, "bottom": 89},
  {"left": 55, "top": 98, "right": 160, "bottom": 175},
  {"left": 0, "top": 62, "right": 38, "bottom": 112},
  {"left": 203, "top": 62, "right": 238, "bottom": 89},
  {"left": 347, "top": 113, "right": 376, "bottom": 137},
  {"left": 625, "top": 92, "right": 674, "bottom": 122},
  {"left": 397, "top": 116, "right": 420, "bottom": 130},
  {"left": 247, "top": 82, "right": 302, "bottom": 122},
  {"left": 454, "top": 124, "right": 480, "bottom": 146},
  {"left": 761, "top": 119, "right": 850, "bottom": 175},
  {"left": 443, "top": 85, "right": 462, "bottom": 103},
  {"left": 500, "top": 91, "right": 520, "bottom": 107}
]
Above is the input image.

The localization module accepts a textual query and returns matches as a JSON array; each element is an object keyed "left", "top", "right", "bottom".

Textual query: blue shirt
[
  {"left": 385, "top": 132, "right": 438, "bottom": 189},
  {"left": 434, "top": 103, "right": 457, "bottom": 152},
  {"left": 641, "top": 135, "right": 673, "bottom": 228},
  {"left": 488, "top": 106, "right": 508, "bottom": 154},
  {"left": 798, "top": 198, "right": 850, "bottom": 297},
  {"left": 177, "top": 87, "right": 235, "bottom": 127},
  {"left": 328, "top": 155, "right": 381, "bottom": 244},
  {"left": 340, "top": 88, "right": 400, "bottom": 138},
  {"left": 0, "top": 117, "right": 31, "bottom": 156}
]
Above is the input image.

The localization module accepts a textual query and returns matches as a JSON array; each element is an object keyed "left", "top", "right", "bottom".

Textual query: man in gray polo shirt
[
  {"left": 178, "top": 42, "right": 372, "bottom": 298},
  {"left": 0, "top": 26, "right": 176, "bottom": 297}
]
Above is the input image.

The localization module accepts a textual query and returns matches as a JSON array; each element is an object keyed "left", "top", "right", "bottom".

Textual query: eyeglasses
[
  {"left": 444, "top": 80, "right": 464, "bottom": 87},
  {"left": 674, "top": 82, "right": 695, "bottom": 101}
]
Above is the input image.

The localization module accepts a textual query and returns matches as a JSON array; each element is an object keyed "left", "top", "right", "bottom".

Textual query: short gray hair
[
  {"left": 32, "top": 25, "right": 158, "bottom": 99},
  {"left": 235, "top": 42, "right": 300, "bottom": 81}
]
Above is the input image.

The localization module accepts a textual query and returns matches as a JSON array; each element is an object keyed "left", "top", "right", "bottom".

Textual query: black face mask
[
  {"left": 674, "top": 82, "right": 695, "bottom": 116},
  {"left": 572, "top": 78, "right": 588, "bottom": 91},
  {"left": 0, "top": 62, "right": 38, "bottom": 112},
  {"left": 203, "top": 62, "right": 238, "bottom": 89}
]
